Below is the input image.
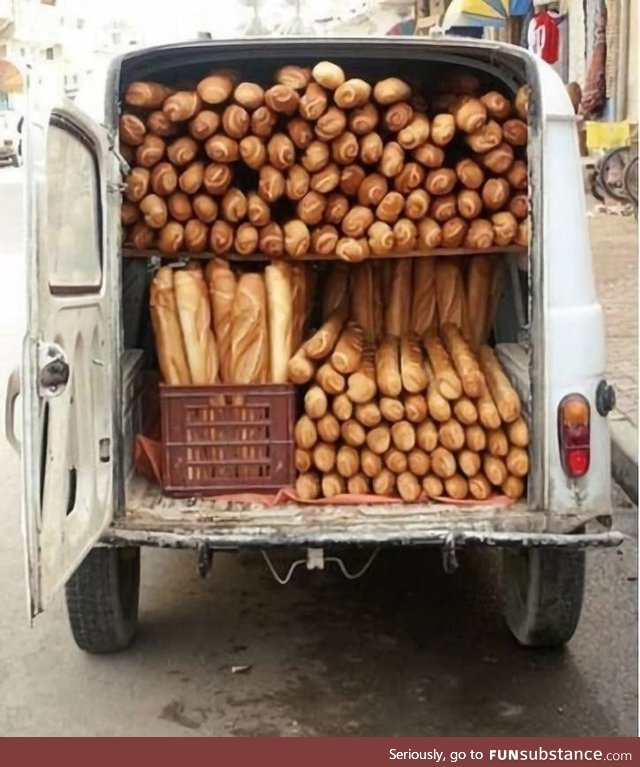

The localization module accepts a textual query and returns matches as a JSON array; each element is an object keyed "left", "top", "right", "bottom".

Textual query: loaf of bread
[
  {"left": 361, "top": 448, "right": 383, "bottom": 478},
  {"left": 440, "top": 323, "right": 485, "bottom": 398},
  {"left": 265, "top": 262, "right": 292, "bottom": 383},
  {"left": 391, "top": 421, "right": 416, "bottom": 452},
  {"left": 410, "top": 258, "right": 438, "bottom": 337},
  {"left": 380, "top": 397, "right": 405, "bottom": 423},
  {"left": 204, "top": 259, "right": 236, "bottom": 383},
  {"left": 453, "top": 397, "right": 478, "bottom": 426},
  {"left": 332, "top": 394, "right": 353, "bottom": 422},
  {"left": 424, "top": 333, "right": 463, "bottom": 401},
  {"left": 316, "top": 363, "right": 345, "bottom": 395},
  {"left": 478, "top": 346, "right": 521, "bottom": 423},
  {"left": 304, "top": 314, "right": 344, "bottom": 360},
  {"left": 346, "top": 344, "right": 377, "bottom": 403},
  {"left": 355, "top": 401, "right": 382, "bottom": 428},
  {"left": 416, "top": 419, "right": 438, "bottom": 453},
  {"left": 376, "top": 336, "right": 402, "bottom": 397},
  {"left": 487, "top": 427, "right": 509, "bottom": 457},
  {"left": 431, "top": 447, "right": 457, "bottom": 479},
  {"left": 323, "top": 263, "right": 350, "bottom": 320},
  {"left": 425, "top": 364, "right": 452, "bottom": 422},
  {"left": 331, "top": 323, "right": 364, "bottom": 374},
  {"left": 507, "top": 417, "right": 530, "bottom": 448},
  {"left": 404, "top": 393, "right": 428, "bottom": 424},
  {"left": 174, "top": 269, "right": 219, "bottom": 385},
  {"left": 317, "top": 413, "right": 341, "bottom": 443},
  {"left": 125, "top": 81, "right": 173, "bottom": 108},
  {"left": 149, "top": 267, "right": 192, "bottom": 385},
  {"left": 231, "top": 273, "right": 269, "bottom": 384},
  {"left": 385, "top": 260, "right": 412, "bottom": 337},
  {"left": 373, "top": 468, "right": 396, "bottom": 496},
  {"left": 434, "top": 261, "right": 466, "bottom": 331},
  {"left": 422, "top": 474, "right": 444, "bottom": 498},
  {"left": 336, "top": 446, "right": 359, "bottom": 478},
  {"left": 296, "top": 472, "right": 321, "bottom": 500},
  {"left": 400, "top": 333, "right": 428, "bottom": 393},
  {"left": 458, "top": 449, "right": 481, "bottom": 478}
]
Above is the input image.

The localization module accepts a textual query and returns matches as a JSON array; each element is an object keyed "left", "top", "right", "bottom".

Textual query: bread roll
[
  {"left": 346, "top": 345, "right": 377, "bottom": 404},
  {"left": 379, "top": 141, "right": 405, "bottom": 177},
  {"left": 316, "top": 106, "right": 347, "bottom": 141},
  {"left": 458, "top": 449, "right": 481, "bottom": 479},
  {"left": 455, "top": 158, "right": 484, "bottom": 190},
  {"left": 121, "top": 201, "right": 139, "bottom": 226},
  {"left": 413, "top": 142, "right": 445, "bottom": 167},
  {"left": 174, "top": 269, "right": 219, "bottom": 384},
  {"left": 325, "top": 193, "right": 350, "bottom": 225},
  {"left": 311, "top": 444, "right": 336, "bottom": 476},
  {"left": 482, "top": 178, "right": 510, "bottom": 212},
  {"left": 466, "top": 120, "right": 502, "bottom": 153},
  {"left": 394, "top": 162, "right": 426, "bottom": 196},
  {"left": 484, "top": 455, "right": 508, "bottom": 487},
  {"left": 366, "top": 425, "right": 391, "bottom": 455},
  {"left": 316, "top": 363, "right": 345, "bottom": 395},
  {"left": 309, "top": 163, "right": 341, "bottom": 195},
  {"left": 264, "top": 84, "right": 299, "bottom": 115},
  {"left": 507, "top": 417, "right": 529, "bottom": 448},
  {"left": 478, "top": 346, "right": 521, "bottom": 423},
  {"left": 422, "top": 474, "right": 444, "bottom": 498},
  {"left": 431, "top": 447, "right": 457, "bottom": 479},
  {"left": 376, "top": 191, "right": 405, "bottom": 224},
  {"left": 457, "top": 189, "right": 482, "bottom": 220},
  {"left": 503, "top": 118, "right": 528, "bottom": 147},
  {"left": 250, "top": 105, "right": 277, "bottom": 138},
  {"left": 149, "top": 162, "right": 177, "bottom": 197},
  {"left": 136, "top": 134, "right": 165, "bottom": 167},
  {"left": 125, "top": 81, "right": 173, "bottom": 108},
  {"left": 120, "top": 113, "right": 146, "bottom": 146},
  {"left": 405, "top": 449, "right": 429, "bottom": 478},
  {"left": 349, "top": 103, "right": 379, "bottom": 135},
  {"left": 375, "top": 336, "right": 402, "bottom": 397},
  {"left": 396, "top": 472, "right": 420, "bottom": 502},
  {"left": 430, "top": 114, "right": 456, "bottom": 147},
  {"left": 335, "top": 78, "right": 371, "bottom": 109},
  {"left": 294, "top": 414, "right": 318, "bottom": 450},
  {"left": 404, "top": 189, "right": 430, "bottom": 221},
  {"left": 464, "top": 219, "right": 495, "bottom": 249},
  {"left": 317, "top": 413, "right": 340, "bottom": 443},
  {"left": 139, "top": 194, "right": 168, "bottom": 229},
  {"left": 275, "top": 65, "right": 310, "bottom": 91},
  {"left": 321, "top": 473, "right": 345, "bottom": 498},
  {"left": 451, "top": 97, "right": 487, "bottom": 133},
  {"left": 297, "top": 191, "right": 327, "bottom": 226},
  {"left": 373, "top": 468, "right": 396, "bottom": 497},
  {"left": 125, "top": 167, "right": 150, "bottom": 203},
  {"left": 475, "top": 388, "right": 501, "bottom": 431},
  {"left": 506, "top": 447, "right": 529, "bottom": 478},
  {"left": 492, "top": 212, "right": 518, "bottom": 247},
  {"left": 341, "top": 206, "right": 374, "bottom": 239},
  {"left": 430, "top": 195, "right": 457, "bottom": 224},
  {"left": 312, "top": 61, "right": 345, "bottom": 90},
  {"left": 391, "top": 421, "right": 415, "bottom": 452},
  {"left": 515, "top": 218, "right": 529, "bottom": 248},
  {"left": 340, "top": 164, "right": 366, "bottom": 196},
  {"left": 509, "top": 194, "right": 529, "bottom": 221},
  {"left": 183, "top": 219, "right": 207, "bottom": 253},
  {"left": 374, "top": 77, "right": 412, "bottom": 105},
  {"left": 361, "top": 449, "right": 383, "bottom": 479},
  {"left": 424, "top": 333, "right": 463, "bottom": 400},
  {"left": 514, "top": 85, "right": 531, "bottom": 120},
  {"left": 283, "top": 219, "right": 310, "bottom": 258},
  {"left": 481, "top": 143, "right": 514, "bottom": 175},
  {"left": 331, "top": 324, "right": 364, "bottom": 374},
  {"left": 506, "top": 160, "right": 528, "bottom": 191},
  {"left": 232, "top": 81, "right": 264, "bottom": 110},
  {"left": 207, "top": 220, "right": 232, "bottom": 255},
  {"left": 296, "top": 472, "right": 321, "bottom": 501},
  {"left": 336, "top": 446, "right": 359, "bottom": 479},
  {"left": 357, "top": 173, "right": 388, "bottom": 206},
  {"left": 230, "top": 272, "right": 269, "bottom": 384},
  {"left": 255, "top": 223, "right": 283, "bottom": 258},
  {"left": 380, "top": 397, "right": 405, "bottom": 423},
  {"left": 392, "top": 218, "right": 417, "bottom": 253},
  {"left": 129, "top": 223, "right": 155, "bottom": 250},
  {"left": 425, "top": 168, "right": 457, "bottom": 197},
  {"left": 398, "top": 115, "right": 431, "bottom": 150},
  {"left": 163, "top": 90, "right": 201, "bottom": 123},
  {"left": 149, "top": 267, "right": 191, "bottom": 385},
  {"left": 232, "top": 222, "right": 257, "bottom": 256},
  {"left": 354, "top": 401, "right": 382, "bottom": 428},
  {"left": 404, "top": 393, "right": 428, "bottom": 424},
  {"left": 440, "top": 217, "right": 468, "bottom": 249},
  {"left": 257, "top": 165, "right": 285, "bottom": 204},
  {"left": 383, "top": 101, "right": 413, "bottom": 133},
  {"left": 204, "top": 163, "right": 234, "bottom": 196},
  {"left": 414, "top": 420, "right": 436, "bottom": 453},
  {"left": 468, "top": 473, "right": 492, "bottom": 501},
  {"left": 302, "top": 315, "right": 342, "bottom": 362},
  {"left": 147, "top": 109, "right": 179, "bottom": 138},
  {"left": 366, "top": 221, "right": 393, "bottom": 256},
  {"left": 480, "top": 91, "right": 511, "bottom": 120},
  {"left": 502, "top": 475, "right": 525, "bottom": 500},
  {"left": 295, "top": 448, "right": 312, "bottom": 473},
  {"left": 336, "top": 237, "right": 370, "bottom": 263}
]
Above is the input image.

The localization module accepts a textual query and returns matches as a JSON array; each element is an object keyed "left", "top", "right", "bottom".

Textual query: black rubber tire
[
  {"left": 65, "top": 546, "right": 140, "bottom": 654},
  {"left": 503, "top": 547, "right": 585, "bottom": 648},
  {"left": 623, "top": 155, "right": 638, "bottom": 206},
  {"left": 598, "top": 147, "right": 631, "bottom": 202}
]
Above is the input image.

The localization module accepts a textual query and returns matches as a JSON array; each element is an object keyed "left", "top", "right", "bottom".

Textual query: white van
[{"left": 6, "top": 38, "right": 623, "bottom": 655}]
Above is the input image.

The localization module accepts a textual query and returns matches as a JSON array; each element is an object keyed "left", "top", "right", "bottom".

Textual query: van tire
[
  {"left": 65, "top": 546, "right": 140, "bottom": 654},
  {"left": 503, "top": 547, "right": 585, "bottom": 648}
]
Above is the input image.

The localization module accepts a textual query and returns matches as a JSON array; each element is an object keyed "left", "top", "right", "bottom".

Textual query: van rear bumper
[{"left": 104, "top": 492, "right": 622, "bottom": 550}]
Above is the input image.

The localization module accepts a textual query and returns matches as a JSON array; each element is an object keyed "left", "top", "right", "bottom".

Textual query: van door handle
[
  {"left": 38, "top": 342, "right": 69, "bottom": 398},
  {"left": 5, "top": 367, "right": 20, "bottom": 454}
]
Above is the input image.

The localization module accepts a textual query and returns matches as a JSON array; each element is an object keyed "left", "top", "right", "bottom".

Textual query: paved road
[{"left": 0, "top": 168, "right": 636, "bottom": 736}]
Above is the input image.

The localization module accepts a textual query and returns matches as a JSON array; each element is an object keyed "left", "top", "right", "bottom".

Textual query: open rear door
[{"left": 22, "top": 99, "right": 119, "bottom": 618}]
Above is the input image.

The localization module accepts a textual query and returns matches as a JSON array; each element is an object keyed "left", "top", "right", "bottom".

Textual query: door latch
[{"left": 38, "top": 342, "right": 69, "bottom": 398}]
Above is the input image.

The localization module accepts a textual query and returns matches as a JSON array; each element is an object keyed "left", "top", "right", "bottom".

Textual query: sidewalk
[{"left": 590, "top": 211, "right": 638, "bottom": 500}]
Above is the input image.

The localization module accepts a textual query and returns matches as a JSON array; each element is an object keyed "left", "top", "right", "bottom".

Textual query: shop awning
[{"left": 0, "top": 60, "right": 24, "bottom": 94}]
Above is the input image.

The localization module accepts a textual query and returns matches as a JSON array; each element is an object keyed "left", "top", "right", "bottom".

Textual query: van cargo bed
[{"left": 105, "top": 479, "right": 619, "bottom": 549}]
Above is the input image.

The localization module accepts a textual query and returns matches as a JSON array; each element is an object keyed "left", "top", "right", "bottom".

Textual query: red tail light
[{"left": 558, "top": 394, "right": 591, "bottom": 478}]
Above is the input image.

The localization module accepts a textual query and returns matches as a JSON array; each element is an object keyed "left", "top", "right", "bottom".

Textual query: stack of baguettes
[
  {"left": 289, "top": 255, "right": 528, "bottom": 502},
  {"left": 120, "top": 61, "right": 530, "bottom": 259},
  {"left": 149, "top": 258, "right": 311, "bottom": 386}
]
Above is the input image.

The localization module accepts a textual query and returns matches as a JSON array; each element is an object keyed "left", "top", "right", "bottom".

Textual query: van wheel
[
  {"left": 502, "top": 547, "right": 585, "bottom": 648},
  {"left": 65, "top": 546, "right": 140, "bottom": 654}
]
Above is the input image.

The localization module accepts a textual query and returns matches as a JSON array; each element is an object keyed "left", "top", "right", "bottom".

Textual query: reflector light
[{"left": 558, "top": 394, "right": 591, "bottom": 478}]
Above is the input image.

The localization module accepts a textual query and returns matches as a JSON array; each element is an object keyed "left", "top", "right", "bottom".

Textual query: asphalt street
[{"left": 0, "top": 167, "right": 636, "bottom": 736}]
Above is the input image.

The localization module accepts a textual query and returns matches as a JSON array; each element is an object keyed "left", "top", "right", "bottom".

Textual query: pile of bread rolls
[
  {"left": 149, "top": 259, "right": 311, "bottom": 386},
  {"left": 120, "top": 62, "right": 530, "bottom": 259}
]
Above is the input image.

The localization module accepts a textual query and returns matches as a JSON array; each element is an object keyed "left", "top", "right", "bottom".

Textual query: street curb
[{"left": 609, "top": 409, "right": 638, "bottom": 505}]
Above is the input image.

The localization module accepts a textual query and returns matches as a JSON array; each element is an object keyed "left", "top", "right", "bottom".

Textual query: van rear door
[{"left": 22, "top": 101, "right": 118, "bottom": 619}]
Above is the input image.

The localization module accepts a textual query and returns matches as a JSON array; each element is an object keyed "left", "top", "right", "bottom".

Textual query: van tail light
[{"left": 558, "top": 394, "right": 591, "bottom": 478}]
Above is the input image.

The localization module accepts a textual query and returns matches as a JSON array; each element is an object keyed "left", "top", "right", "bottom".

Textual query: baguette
[
  {"left": 416, "top": 419, "right": 438, "bottom": 452},
  {"left": 478, "top": 346, "right": 521, "bottom": 423},
  {"left": 361, "top": 448, "right": 383, "bottom": 478},
  {"left": 290, "top": 264, "right": 308, "bottom": 352},
  {"left": 458, "top": 450, "right": 481, "bottom": 478},
  {"left": 438, "top": 419, "right": 465, "bottom": 451},
  {"left": 373, "top": 468, "right": 396, "bottom": 497},
  {"left": 506, "top": 447, "right": 529, "bottom": 478},
  {"left": 366, "top": 425, "right": 391, "bottom": 455},
  {"left": 483, "top": 454, "right": 508, "bottom": 486},
  {"left": 174, "top": 269, "right": 219, "bottom": 384},
  {"left": 288, "top": 348, "right": 316, "bottom": 384},
  {"left": 380, "top": 397, "right": 405, "bottom": 423},
  {"left": 484, "top": 260, "right": 504, "bottom": 342},
  {"left": 487, "top": 428, "right": 509, "bottom": 457},
  {"left": 502, "top": 475, "right": 525, "bottom": 500},
  {"left": 336, "top": 446, "right": 359, "bottom": 479},
  {"left": 422, "top": 474, "right": 444, "bottom": 498},
  {"left": 332, "top": 394, "right": 353, "bottom": 422},
  {"left": 265, "top": 261, "right": 292, "bottom": 383},
  {"left": 404, "top": 393, "right": 428, "bottom": 423},
  {"left": 445, "top": 474, "right": 468, "bottom": 500},
  {"left": 317, "top": 413, "right": 341, "bottom": 443},
  {"left": 391, "top": 421, "right": 416, "bottom": 452},
  {"left": 425, "top": 361, "right": 451, "bottom": 422},
  {"left": 385, "top": 260, "right": 412, "bottom": 336},
  {"left": 303, "top": 314, "right": 344, "bottom": 360},
  {"left": 376, "top": 336, "right": 402, "bottom": 397},
  {"left": 349, "top": 262, "right": 377, "bottom": 344},
  {"left": 316, "top": 363, "right": 346, "bottom": 395},
  {"left": 205, "top": 259, "right": 236, "bottom": 383},
  {"left": 435, "top": 260, "right": 466, "bottom": 331},
  {"left": 304, "top": 386, "right": 328, "bottom": 419},
  {"left": 397, "top": 472, "right": 421, "bottom": 502},
  {"left": 384, "top": 448, "right": 408, "bottom": 474},
  {"left": 295, "top": 472, "right": 321, "bottom": 501},
  {"left": 407, "top": 448, "right": 430, "bottom": 477},
  {"left": 468, "top": 473, "right": 492, "bottom": 500},
  {"left": 322, "top": 473, "right": 346, "bottom": 498},
  {"left": 313, "top": 442, "right": 337, "bottom": 474},
  {"left": 440, "top": 323, "right": 485, "bottom": 398},
  {"left": 149, "top": 267, "right": 192, "bottom": 385},
  {"left": 331, "top": 323, "right": 364, "bottom": 374},
  {"left": 346, "top": 344, "right": 377, "bottom": 403},
  {"left": 295, "top": 448, "right": 312, "bottom": 473},
  {"left": 424, "top": 333, "right": 463, "bottom": 400},
  {"left": 410, "top": 258, "right": 438, "bottom": 336},
  {"left": 507, "top": 417, "right": 529, "bottom": 448},
  {"left": 454, "top": 397, "right": 478, "bottom": 425},
  {"left": 431, "top": 447, "right": 457, "bottom": 479},
  {"left": 355, "top": 401, "right": 382, "bottom": 428},
  {"left": 231, "top": 273, "right": 269, "bottom": 384},
  {"left": 322, "top": 263, "right": 350, "bottom": 320},
  {"left": 465, "top": 424, "right": 486, "bottom": 452},
  {"left": 400, "top": 333, "right": 428, "bottom": 393},
  {"left": 341, "top": 419, "right": 366, "bottom": 448},
  {"left": 294, "top": 415, "right": 318, "bottom": 450},
  {"left": 348, "top": 474, "right": 370, "bottom": 495},
  {"left": 477, "top": 386, "right": 501, "bottom": 429}
]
